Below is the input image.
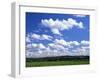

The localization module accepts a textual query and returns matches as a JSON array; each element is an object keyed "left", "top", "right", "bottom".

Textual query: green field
[{"left": 26, "top": 59, "right": 89, "bottom": 67}]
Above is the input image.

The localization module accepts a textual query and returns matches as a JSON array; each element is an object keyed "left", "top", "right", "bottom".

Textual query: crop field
[{"left": 26, "top": 56, "right": 89, "bottom": 67}]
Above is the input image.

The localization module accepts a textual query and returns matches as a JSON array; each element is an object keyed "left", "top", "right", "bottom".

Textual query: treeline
[{"left": 26, "top": 56, "right": 89, "bottom": 62}]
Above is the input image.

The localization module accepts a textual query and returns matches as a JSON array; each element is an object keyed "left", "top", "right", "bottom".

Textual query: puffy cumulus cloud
[
  {"left": 31, "top": 33, "right": 52, "bottom": 40},
  {"left": 53, "top": 39, "right": 80, "bottom": 47},
  {"left": 81, "top": 46, "right": 89, "bottom": 50},
  {"left": 26, "top": 45, "right": 69, "bottom": 58},
  {"left": 71, "top": 47, "right": 89, "bottom": 56},
  {"left": 81, "top": 40, "right": 89, "bottom": 45},
  {"left": 32, "top": 43, "right": 37, "bottom": 48},
  {"left": 26, "top": 37, "right": 31, "bottom": 43},
  {"left": 41, "top": 34, "right": 52, "bottom": 40},
  {"left": 69, "top": 41, "right": 80, "bottom": 46},
  {"left": 48, "top": 43, "right": 65, "bottom": 50},
  {"left": 26, "top": 40, "right": 90, "bottom": 58},
  {"left": 51, "top": 28, "right": 61, "bottom": 35},
  {"left": 78, "top": 22, "right": 84, "bottom": 29},
  {"left": 54, "top": 39, "right": 69, "bottom": 46},
  {"left": 26, "top": 43, "right": 46, "bottom": 50},
  {"left": 41, "top": 18, "right": 84, "bottom": 35},
  {"left": 32, "top": 43, "right": 46, "bottom": 49},
  {"left": 26, "top": 40, "right": 89, "bottom": 49},
  {"left": 62, "top": 18, "right": 84, "bottom": 29},
  {"left": 31, "top": 33, "right": 40, "bottom": 39},
  {"left": 26, "top": 45, "right": 89, "bottom": 58},
  {"left": 26, "top": 44, "right": 32, "bottom": 49},
  {"left": 38, "top": 43, "right": 46, "bottom": 49},
  {"left": 48, "top": 39, "right": 81, "bottom": 52}
]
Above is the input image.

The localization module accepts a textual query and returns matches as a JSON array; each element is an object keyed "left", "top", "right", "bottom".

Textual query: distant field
[
  {"left": 26, "top": 60, "right": 89, "bottom": 67},
  {"left": 26, "top": 56, "right": 89, "bottom": 67}
]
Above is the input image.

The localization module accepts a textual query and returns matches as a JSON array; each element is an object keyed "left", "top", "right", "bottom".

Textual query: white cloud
[
  {"left": 26, "top": 44, "right": 32, "bottom": 49},
  {"left": 72, "top": 47, "right": 89, "bottom": 56},
  {"left": 26, "top": 40, "right": 90, "bottom": 58},
  {"left": 81, "top": 40, "right": 89, "bottom": 45},
  {"left": 31, "top": 33, "right": 52, "bottom": 40},
  {"left": 26, "top": 37, "right": 31, "bottom": 43},
  {"left": 54, "top": 39, "right": 80, "bottom": 47},
  {"left": 41, "top": 34, "right": 53, "bottom": 40},
  {"left": 26, "top": 46, "right": 89, "bottom": 58},
  {"left": 38, "top": 50, "right": 42, "bottom": 54},
  {"left": 81, "top": 46, "right": 89, "bottom": 50},
  {"left": 41, "top": 18, "right": 84, "bottom": 35},
  {"left": 26, "top": 43, "right": 38, "bottom": 49},
  {"left": 78, "top": 22, "right": 84, "bottom": 28},
  {"left": 54, "top": 39, "right": 68, "bottom": 46},
  {"left": 51, "top": 28, "right": 61, "bottom": 35},
  {"left": 69, "top": 41, "right": 80, "bottom": 46},
  {"left": 48, "top": 43, "right": 65, "bottom": 50},
  {"left": 31, "top": 43, "right": 46, "bottom": 49},
  {"left": 38, "top": 43, "right": 46, "bottom": 49},
  {"left": 31, "top": 33, "right": 40, "bottom": 39},
  {"left": 26, "top": 43, "right": 46, "bottom": 50},
  {"left": 64, "top": 18, "right": 84, "bottom": 29},
  {"left": 26, "top": 45, "right": 89, "bottom": 58},
  {"left": 32, "top": 43, "right": 37, "bottom": 48}
]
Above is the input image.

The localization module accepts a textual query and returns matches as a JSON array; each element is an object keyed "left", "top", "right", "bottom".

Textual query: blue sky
[{"left": 25, "top": 12, "right": 90, "bottom": 58}]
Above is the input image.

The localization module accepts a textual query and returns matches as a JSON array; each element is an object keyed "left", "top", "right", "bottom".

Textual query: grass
[{"left": 26, "top": 59, "right": 89, "bottom": 67}]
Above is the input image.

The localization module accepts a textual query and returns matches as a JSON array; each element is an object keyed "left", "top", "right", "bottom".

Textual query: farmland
[{"left": 26, "top": 56, "right": 89, "bottom": 67}]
